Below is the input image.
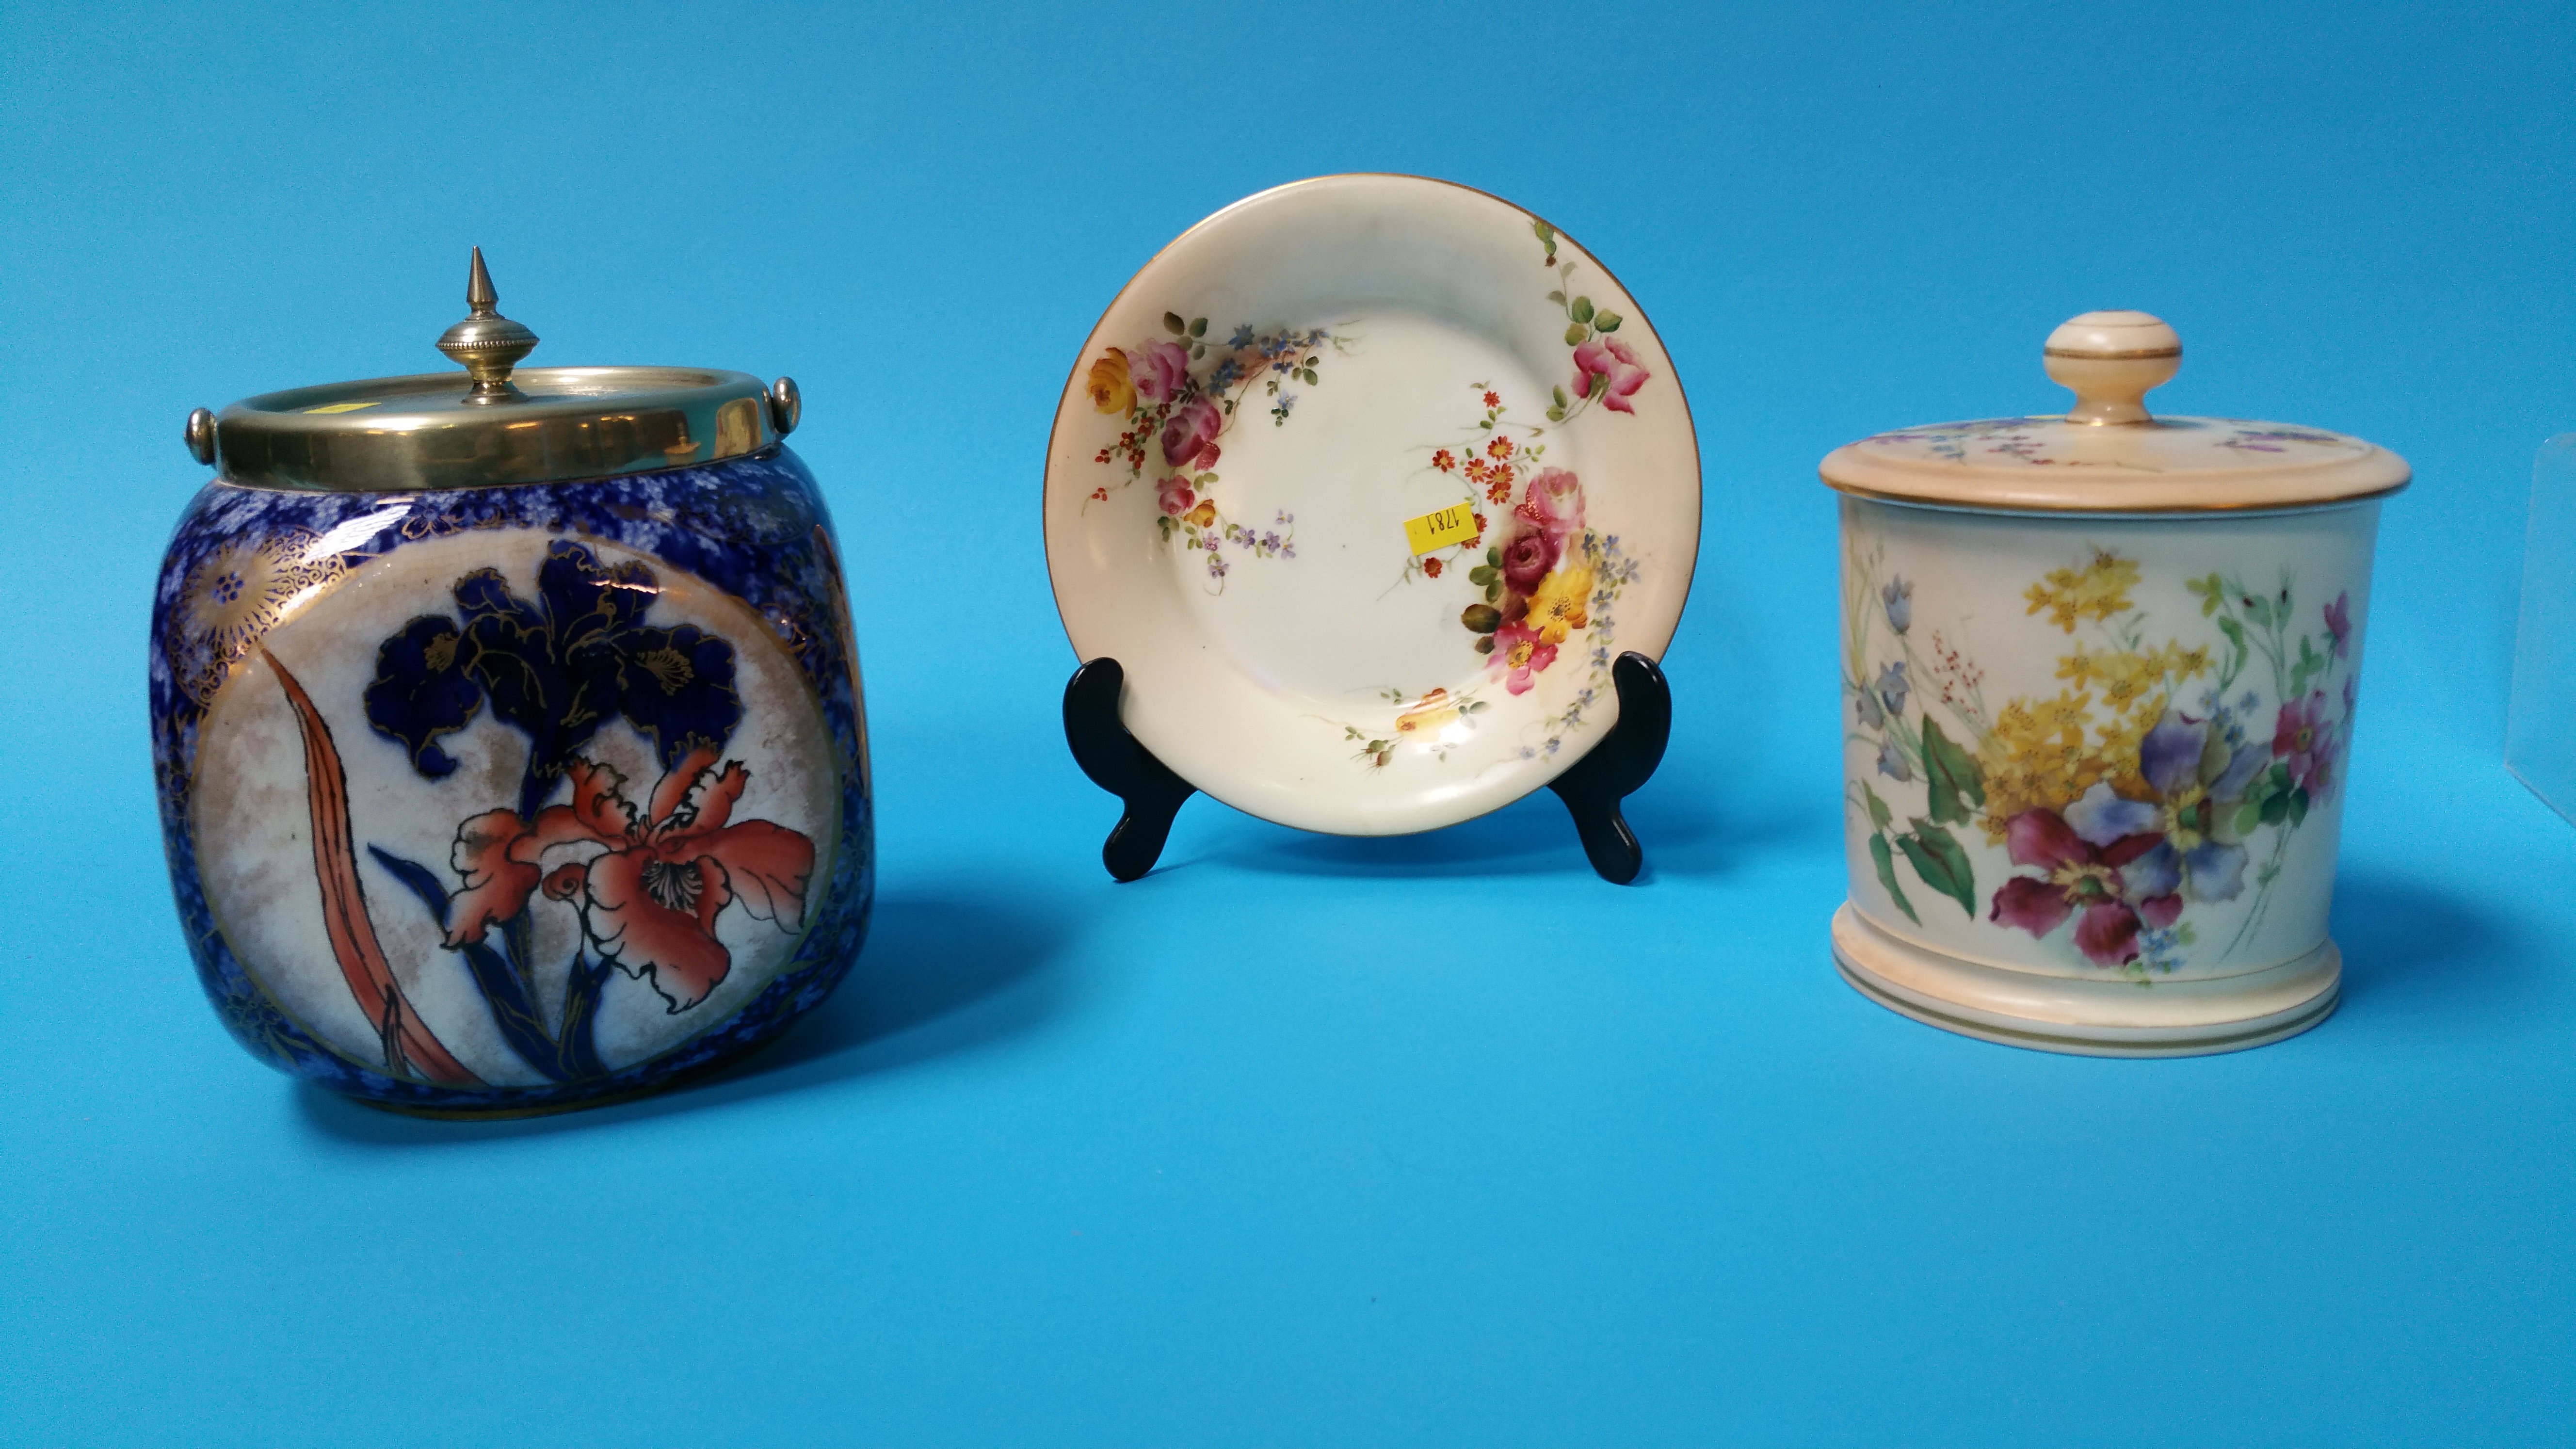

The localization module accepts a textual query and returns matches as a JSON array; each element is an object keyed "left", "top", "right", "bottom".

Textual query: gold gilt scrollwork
[
  {"left": 169, "top": 530, "right": 349, "bottom": 708},
  {"left": 396, "top": 510, "right": 511, "bottom": 542}
]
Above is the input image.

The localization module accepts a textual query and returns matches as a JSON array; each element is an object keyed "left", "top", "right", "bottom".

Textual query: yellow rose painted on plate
[
  {"left": 1395, "top": 688, "right": 1461, "bottom": 735},
  {"left": 1086, "top": 348, "right": 1134, "bottom": 414},
  {"left": 1527, "top": 563, "right": 1594, "bottom": 645}
]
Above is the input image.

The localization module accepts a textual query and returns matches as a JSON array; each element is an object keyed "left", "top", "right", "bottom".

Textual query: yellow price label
[
  {"left": 1402, "top": 500, "right": 1481, "bottom": 556},
  {"left": 303, "top": 401, "right": 379, "bottom": 415}
]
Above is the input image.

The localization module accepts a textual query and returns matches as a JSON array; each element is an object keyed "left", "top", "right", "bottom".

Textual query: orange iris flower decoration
[{"left": 447, "top": 748, "right": 815, "bottom": 1013}]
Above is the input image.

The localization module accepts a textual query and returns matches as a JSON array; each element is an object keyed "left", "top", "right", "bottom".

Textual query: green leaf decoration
[
  {"left": 1589, "top": 373, "right": 1608, "bottom": 397},
  {"left": 1461, "top": 603, "right": 1502, "bottom": 634},
  {"left": 1486, "top": 546, "right": 1501, "bottom": 566},
  {"left": 1546, "top": 406, "right": 1565, "bottom": 421},
  {"left": 1468, "top": 565, "right": 1497, "bottom": 586},
  {"left": 1920, "top": 717, "right": 1985, "bottom": 825},
  {"left": 1532, "top": 219, "right": 1555, "bottom": 246},
  {"left": 1552, "top": 385, "right": 1570, "bottom": 409},
  {"left": 1898, "top": 821, "right": 1978, "bottom": 917},
  {"left": 2247, "top": 594, "right": 2275, "bottom": 627},
  {"left": 2288, "top": 788, "right": 2310, "bottom": 826},
  {"left": 1564, "top": 322, "right": 1589, "bottom": 347},
  {"left": 1484, "top": 582, "right": 1501, "bottom": 603},
  {"left": 1870, "top": 834, "right": 1921, "bottom": 925},
  {"left": 2234, "top": 800, "right": 2264, "bottom": 835},
  {"left": 1594, "top": 310, "right": 1621, "bottom": 332},
  {"left": 2261, "top": 790, "right": 2291, "bottom": 825},
  {"left": 1547, "top": 290, "right": 1565, "bottom": 304},
  {"left": 1571, "top": 296, "right": 1595, "bottom": 324},
  {"left": 1861, "top": 781, "right": 1894, "bottom": 833},
  {"left": 1475, "top": 635, "right": 1496, "bottom": 655},
  {"left": 2217, "top": 614, "right": 2246, "bottom": 651},
  {"left": 1163, "top": 311, "right": 1186, "bottom": 335},
  {"left": 1189, "top": 317, "right": 1208, "bottom": 337},
  {"left": 1192, "top": 345, "right": 1206, "bottom": 359}
]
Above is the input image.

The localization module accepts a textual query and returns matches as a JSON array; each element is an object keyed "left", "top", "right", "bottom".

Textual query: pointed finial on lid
[{"left": 436, "top": 247, "right": 539, "bottom": 403}]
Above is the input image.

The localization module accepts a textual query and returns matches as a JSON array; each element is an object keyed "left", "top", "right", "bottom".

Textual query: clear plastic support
[{"left": 2508, "top": 435, "right": 2576, "bottom": 823}]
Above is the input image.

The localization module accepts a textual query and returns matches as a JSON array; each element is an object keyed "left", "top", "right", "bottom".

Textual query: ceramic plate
[{"left": 1044, "top": 175, "right": 1700, "bottom": 835}]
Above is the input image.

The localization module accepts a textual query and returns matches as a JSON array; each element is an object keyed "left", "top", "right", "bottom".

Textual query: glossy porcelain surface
[
  {"left": 1822, "top": 416, "right": 2408, "bottom": 512},
  {"left": 151, "top": 449, "right": 873, "bottom": 1113},
  {"left": 1840, "top": 498, "right": 2378, "bottom": 987},
  {"left": 1820, "top": 309, "right": 2408, "bottom": 514},
  {"left": 1823, "top": 312, "right": 2402, "bottom": 1055},
  {"left": 1043, "top": 174, "right": 1701, "bottom": 836}
]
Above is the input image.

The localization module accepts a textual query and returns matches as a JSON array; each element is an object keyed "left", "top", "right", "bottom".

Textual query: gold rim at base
[{"left": 1830, "top": 903, "right": 2341, "bottom": 1058}]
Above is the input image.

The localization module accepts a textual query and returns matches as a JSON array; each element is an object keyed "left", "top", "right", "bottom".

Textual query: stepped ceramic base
[{"left": 1831, "top": 904, "right": 2339, "bottom": 1058}]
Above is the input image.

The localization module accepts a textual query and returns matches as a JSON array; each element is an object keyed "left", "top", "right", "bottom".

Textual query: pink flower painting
[{"left": 1572, "top": 337, "right": 1650, "bottom": 415}]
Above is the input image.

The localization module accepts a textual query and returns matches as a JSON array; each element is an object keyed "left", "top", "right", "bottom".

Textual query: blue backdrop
[{"left": 4, "top": 2, "right": 2570, "bottom": 1443}]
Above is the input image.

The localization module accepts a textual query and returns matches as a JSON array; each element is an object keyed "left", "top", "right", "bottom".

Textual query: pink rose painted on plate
[
  {"left": 1129, "top": 340, "right": 1192, "bottom": 405},
  {"left": 1497, "top": 517, "right": 1559, "bottom": 596},
  {"left": 1572, "top": 337, "right": 1650, "bottom": 415},
  {"left": 1160, "top": 395, "right": 1223, "bottom": 470},
  {"left": 1519, "top": 466, "right": 1586, "bottom": 545},
  {"left": 1086, "top": 316, "right": 1331, "bottom": 590}
]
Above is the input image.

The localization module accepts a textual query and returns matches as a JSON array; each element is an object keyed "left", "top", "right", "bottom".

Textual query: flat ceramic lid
[
  {"left": 1819, "top": 311, "right": 2409, "bottom": 513},
  {"left": 1043, "top": 175, "right": 1701, "bottom": 836}
]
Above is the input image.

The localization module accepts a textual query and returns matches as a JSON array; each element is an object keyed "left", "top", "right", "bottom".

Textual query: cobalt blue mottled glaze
[{"left": 150, "top": 447, "right": 873, "bottom": 1115}]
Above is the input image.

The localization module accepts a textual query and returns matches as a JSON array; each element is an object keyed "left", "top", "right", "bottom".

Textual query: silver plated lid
[{"left": 185, "top": 249, "right": 802, "bottom": 492}]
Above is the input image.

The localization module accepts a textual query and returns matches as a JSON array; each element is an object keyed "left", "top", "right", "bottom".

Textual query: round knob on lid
[
  {"left": 435, "top": 247, "right": 540, "bottom": 404},
  {"left": 2044, "top": 309, "right": 2181, "bottom": 426}
]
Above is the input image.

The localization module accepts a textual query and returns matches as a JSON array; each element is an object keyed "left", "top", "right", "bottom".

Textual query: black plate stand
[{"left": 1062, "top": 652, "right": 1672, "bottom": 884}]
